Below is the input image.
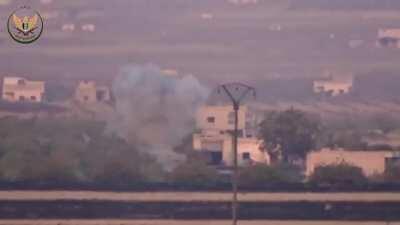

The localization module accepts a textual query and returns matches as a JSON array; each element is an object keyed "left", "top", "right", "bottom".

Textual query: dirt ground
[
  {"left": 1, "top": 191, "right": 400, "bottom": 202},
  {"left": 0, "top": 220, "right": 398, "bottom": 225}
]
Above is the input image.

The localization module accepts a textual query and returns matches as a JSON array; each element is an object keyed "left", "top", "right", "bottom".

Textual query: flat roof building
[
  {"left": 193, "top": 104, "right": 268, "bottom": 166},
  {"left": 75, "top": 81, "right": 111, "bottom": 104},
  {"left": 306, "top": 148, "right": 400, "bottom": 177},
  {"left": 378, "top": 28, "right": 400, "bottom": 48},
  {"left": 2, "top": 77, "right": 45, "bottom": 103},
  {"left": 313, "top": 77, "right": 353, "bottom": 97}
]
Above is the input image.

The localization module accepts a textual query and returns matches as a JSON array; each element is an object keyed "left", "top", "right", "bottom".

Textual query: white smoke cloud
[{"left": 107, "top": 64, "right": 209, "bottom": 171}]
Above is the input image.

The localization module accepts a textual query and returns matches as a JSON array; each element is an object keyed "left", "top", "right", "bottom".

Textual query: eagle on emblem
[{"left": 12, "top": 14, "right": 38, "bottom": 36}]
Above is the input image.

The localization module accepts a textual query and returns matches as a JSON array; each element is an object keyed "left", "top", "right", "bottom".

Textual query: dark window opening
[
  {"left": 207, "top": 117, "right": 215, "bottom": 123},
  {"left": 242, "top": 152, "right": 251, "bottom": 160},
  {"left": 30, "top": 96, "right": 36, "bottom": 101},
  {"left": 379, "top": 37, "right": 399, "bottom": 47},
  {"left": 5, "top": 92, "right": 14, "bottom": 97},
  {"left": 208, "top": 152, "right": 223, "bottom": 165},
  {"left": 96, "top": 90, "right": 106, "bottom": 101},
  {"left": 17, "top": 79, "right": 26, "bottom": 85}
]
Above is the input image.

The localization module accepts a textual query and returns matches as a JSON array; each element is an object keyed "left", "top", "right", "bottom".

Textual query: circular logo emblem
[{"left": 7, "top": 6, "right": 44, "bottom": 44}]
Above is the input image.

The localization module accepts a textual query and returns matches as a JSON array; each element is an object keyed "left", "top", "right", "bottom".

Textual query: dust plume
[{"left": 107, "top": 64, "right": 209, "bottom": 171}]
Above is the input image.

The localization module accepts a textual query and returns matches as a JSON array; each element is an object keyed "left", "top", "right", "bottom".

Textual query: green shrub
[
  {"left": 309, "top": 162, "right": 368, "bottom": 187},
  {"left": 169, "top": 160, "right": 219, "bottom": 186},
  {"left": 238, "top": 164, "right": 300, "bottom": 187},
  {"left": 91, "top": 158, "right": 145, "bottom": 184},
  {"left": 385, "top": 165, "right": 400, "bottom": 182},
  {"left": 0, "top": 117, "right": 163, "bottom": 183}
]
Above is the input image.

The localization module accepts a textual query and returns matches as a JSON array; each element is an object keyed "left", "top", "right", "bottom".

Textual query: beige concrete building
[
  {"left": 313, "top": 77, "right": 353, "bottom": 96},
  {"left": 75, "top": 81, "right": 111, "bottom": 104},
  {"left": 196, "top": 105, "right": 258, "bottom": 138},
  {"left": 306, "top": 148, "right": 399, "bottom": 177},
  {"left": 378, "top": 28, "right": 400, "bottom": 48},
  {"left": 2, "top": 77, "right": 45, "bottom": 103},
  {"left": 378, "top": 29, "right": 400, "bottom": 39},
  {"left": 193, "top": 131, "right": 269, "bottom": 166},
  {"left": 193, "top": 104, "right": 268, "bottom": 166}
]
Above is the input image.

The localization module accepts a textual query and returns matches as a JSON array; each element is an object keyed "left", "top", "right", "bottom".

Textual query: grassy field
[{"left": 3, "top": 0, "right": 400, "bottom": 83}]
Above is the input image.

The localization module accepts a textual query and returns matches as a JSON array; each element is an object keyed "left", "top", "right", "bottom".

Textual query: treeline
[
  {"left": 0, "top": 110, "right": 399, "bottom": 190},
  {"left": 167, "top": 161, "right": 400, "bottom": 191},
  {"left": 0, "top": 153, "right": 399, "bottom": 191},
  {"left": 259, "top": 108, "right": 400, "bottom": 161},
  {"left": 0, "top": 117, "right": 164, "bottom": 184}
]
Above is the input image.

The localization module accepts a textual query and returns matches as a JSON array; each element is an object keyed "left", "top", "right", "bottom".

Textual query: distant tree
[
  {"left": 83, "top": 136, "right": 164, "bottom": 183},
  {"left": 385, "top": 164, "right": 400, "bottom": 182},
  {"left": 367, "top": 144, "right": 393, "bottom": 151},
  {"left": 91, "top": 157, "right": 145, "bottom": 184},
  {"left": 309, "top": 162, "right": 368, "bottom": 187},
  {"left": 323, "top": 130, "right": 368, "bottom": 150},
  {"left": 238, "top": 164, "right": 302, "bottom": 187},
  {"left": 259, "top": 108, "right": 321, "bottom": 163},
  {"left": 173, "top": 133, "right": 194, "bottom": 155},
  {"left": 169, "top": 159, "right": 219, "bottom": 186},
  {"left": 368, "top": 113, "right": 400, "bottom": 134},
  {"left": 45, "top": 81, "right": 74, "bottom": 102},
  {"left": 0, "top": 147, "right": 79, "bottom": 182},
  {"left": 272, "top": 163, "right": 305, "bottom": 182},
  {"left": 0, "top": 117, "right": 163, "bottom": 183},
  {"left": 36, "top": 150, "right": 79, "bottom": 182}
]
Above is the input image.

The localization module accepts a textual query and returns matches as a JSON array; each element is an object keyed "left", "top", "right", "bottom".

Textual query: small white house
[
  {"left": 62, "top": 23, "right": 75, "bottom": 32},
  {"left": 313, "top": 77, "right": 353, "bottom": 96},
  {"left": 377, "top": 28, "right": 400, "bottom": 48},
  {"left": 81, "top": 24, "right": 95, "bottom": 32},
  {"left": 227, "top": 0, "right": 258, "bottom": 5},
  {"left": 2, "top": 77, "right": 45, "bottom": 103}
]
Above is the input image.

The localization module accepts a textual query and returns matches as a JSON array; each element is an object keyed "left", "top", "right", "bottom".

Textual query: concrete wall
[
  {"left": 306, "top": 148, "right": 395, "bottom": 177},
  {"left": 193, "top": 132, "right": 269, "bottom": 166},
  {"left": 196, "top": 105, "right": 257, "bottom": 138},
  {"left": 229, "top": 137, "right": 269, "bottom": 166}
]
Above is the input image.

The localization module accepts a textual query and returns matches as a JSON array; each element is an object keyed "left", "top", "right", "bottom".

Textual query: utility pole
[{"left": 217, "top": 83, "right": 256, "bottom": 225}]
